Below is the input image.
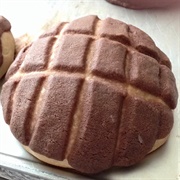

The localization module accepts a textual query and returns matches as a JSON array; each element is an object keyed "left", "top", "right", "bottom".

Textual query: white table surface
[{"left": 0, "top": 0, "right": 180, "bottom": 179}]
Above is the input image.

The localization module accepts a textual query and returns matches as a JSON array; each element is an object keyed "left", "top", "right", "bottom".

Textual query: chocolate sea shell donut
[
  {"left": 0, "top": 16, "right": 15, "bottom": 79},
  {"left": 1, "top": 15, "right": 178, "bottom": 174}
]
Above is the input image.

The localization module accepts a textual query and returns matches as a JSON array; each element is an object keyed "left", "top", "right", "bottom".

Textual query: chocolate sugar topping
[
  {"left": 106, "top": 0, "right": 179, "bottom": 9},
  {"left": 0, "top": 16, "right": 11, "bottom": 34},
  {"left": 0, "top": 16, "right": 12, "bottom": 67},
  {"left": 1, "top": 15, "right": 178, "bottom": 174}
]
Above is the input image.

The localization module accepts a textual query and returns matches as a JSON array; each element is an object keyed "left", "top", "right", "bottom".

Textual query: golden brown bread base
[
  {"left": 23, "top": 145, "right": 71, "bottom": 169},
  {"left": 0, "top": 32, "right": 15, "bottom": 79},
  {"left": 23, "top": 135, "right": 169, "bottom": 170}
]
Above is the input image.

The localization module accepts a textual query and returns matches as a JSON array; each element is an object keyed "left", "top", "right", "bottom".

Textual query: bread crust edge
[
  {"left": 23, "top": 135, "right": 169, "bottom": 170},
  {"left": 0, "top": 31, "right": 15, "bottom": 79}
]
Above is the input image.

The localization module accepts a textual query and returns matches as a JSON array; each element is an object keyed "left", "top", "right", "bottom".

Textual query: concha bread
[
  {"left": 0, "top": 16, "right": 15, "bottom": 79},
  {"left": 106, "top": 0, "right": 179, "bottom": 9},
  {"left": 1, "top": 15, "right": 178, "bottom": 174}
]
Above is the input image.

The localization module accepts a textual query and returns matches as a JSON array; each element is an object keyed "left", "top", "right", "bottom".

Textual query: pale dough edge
[
  {"left": 0, "top": 31, "right": 15, "bottom": 79},
  {"left": 23, "top": 135, "right": 169, "bottom": 170},
  {"left": 23, "top": 145, "right": 72, "bottom": 168}
]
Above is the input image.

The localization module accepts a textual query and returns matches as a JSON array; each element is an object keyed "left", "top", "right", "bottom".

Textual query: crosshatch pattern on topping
[
  {"left": 1, "top": 15, "right": 178, "bottom": 174},
  {"left": 7, "top": 15, "right": 177, "bottom": 109}
]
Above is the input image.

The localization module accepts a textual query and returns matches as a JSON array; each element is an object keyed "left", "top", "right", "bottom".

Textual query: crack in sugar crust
[
  {"left": 64, "top": 18, "right": 99, "bottom": 159},
  {"left": 7, "top": 17, "right": 176, "bottom": 109},
  {"left": 64, "top": 39, "right": 95, "bottom": 159}
]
